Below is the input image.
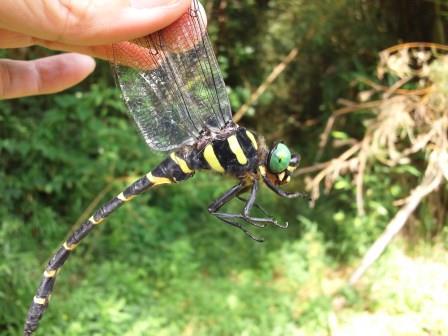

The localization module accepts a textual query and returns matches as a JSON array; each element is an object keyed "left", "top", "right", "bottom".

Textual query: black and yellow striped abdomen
[
  {"left": 186, "top": 127, "right": 259, "bottom": 177},
  {"left": 23, "top": 153, "right": 197, "bottom": 335},
  {"left": 24, "top": 125, "right": 260, "bottom": 335}
]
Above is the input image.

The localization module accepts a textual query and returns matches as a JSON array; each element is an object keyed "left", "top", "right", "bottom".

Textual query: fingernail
[{"left": 130, "top": 0, "right": 180, "bottom": 9}]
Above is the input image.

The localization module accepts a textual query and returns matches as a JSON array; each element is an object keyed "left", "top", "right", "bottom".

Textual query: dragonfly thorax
[{"left": 182, "top": 124, "right": 260, "bottom": 179}]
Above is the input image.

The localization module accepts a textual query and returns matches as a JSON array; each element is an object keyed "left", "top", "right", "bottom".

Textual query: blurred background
[{"left": 1, "top": 0, "right": 447, "bottom": 335}]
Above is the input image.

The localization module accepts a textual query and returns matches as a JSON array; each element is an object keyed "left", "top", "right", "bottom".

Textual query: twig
[
  {"left": 295, "top": 161, "right": 330, "bottom": 176},
  {"left": 307, "top": 143, "right": 361, "bottom": 202},
  {"left": 50, "top": 181, "right": 117, "bottom": 257},
  {"left": 383, "top": 76, "right": 412, "bottom": 99},
  {"left": 357, "top": 77, "right": 432, "bottom": 96},
  {"left": 233, "top": 47, "right": 300, "bottom": 123},
  {"left": 349, "top": 157, "right": 444, "bottom": 285},
  {"left": 316, "top": 100, "right": 381, "bottom": 161},
  {"left": 69, "top": 176, "right": 131, "bottom": 232},
  {"left": 355, "top": 136, "right": 370, "bottom": 216},
  {"left": 381, "top": 42, "right": 448, "bottom": 54}
]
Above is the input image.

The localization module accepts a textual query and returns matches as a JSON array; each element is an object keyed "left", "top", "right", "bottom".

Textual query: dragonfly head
[{"left": 263, "top": 142, "right": 300, "bottom": 186}]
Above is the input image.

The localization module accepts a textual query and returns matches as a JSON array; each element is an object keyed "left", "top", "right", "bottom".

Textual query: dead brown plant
[{"left": 297, "top": 43, "right": 448, "bottom": 284}]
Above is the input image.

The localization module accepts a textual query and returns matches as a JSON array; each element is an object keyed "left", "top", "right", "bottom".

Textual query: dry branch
[
  {"left": 316, "top": 100, "right": 381, "bottom": 161},
  {"left": 69, "top": 175, "right": 132, "bottom": 232},
  {"left": 297, "top": 43, "right": 448, "bottom": 284},
  {"left": 349, "top": 153, "right": 444, "bottom": 285},
  {"left": 233, "top": 47, "right": 300, "bottom": 123}
]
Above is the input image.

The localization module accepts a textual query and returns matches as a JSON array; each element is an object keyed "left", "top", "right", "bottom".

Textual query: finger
[
  {"left": 36, "top": 1, "right": 208, "bottom": 66},
  {"left": 33, "top": 41, "right": 165, "bottom": 70},
  {"left": 0, "top": 28, "right": 35, "bottom": 48},
  {"left": 0, "top": 53, "right": 95, "bottom": 99},
  {"left": 0, "top": 0, "right": 191, "bottom": 46},
  {"left": 0, "top": 27, "right": 117, "bottom": 59},
  {"left": 0, "top": 0, "right": 208, "bottom": 65}
]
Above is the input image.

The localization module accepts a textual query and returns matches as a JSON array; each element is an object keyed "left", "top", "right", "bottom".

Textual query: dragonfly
[{"left": 23, "top": 0, "right": 307, "bottom": 334}]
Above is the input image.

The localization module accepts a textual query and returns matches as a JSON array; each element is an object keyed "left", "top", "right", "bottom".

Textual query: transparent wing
[{"left": 111, "top": 0, "right": 232, "bottom": 152}]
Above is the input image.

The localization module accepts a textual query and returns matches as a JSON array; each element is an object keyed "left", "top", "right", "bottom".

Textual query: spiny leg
[
  {"left": 236, "top": 193, "right": 288, "bottom": 229},
  {"left": 215, "top": 215, "right": 264, "bottom": 242},
  {"left": 237, "top": 196, "right": 270, "bottom": 217},
  {"left": 208, "top": 182, "right": 264, "bottom": 241},
  {"left": 23, "top": 157, "right": 193, "bottom": 336},
  {"left": 215, "top": 180, "right": 286, "bottom": 228},
  {"left": 262, "top": 174, "right": 310, "bottom": 200},
  {"left": 208, "top": 180, "right": 286, "bottom": 241}
]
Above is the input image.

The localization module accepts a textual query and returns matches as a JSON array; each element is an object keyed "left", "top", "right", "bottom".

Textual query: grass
[{"left": 7, "top": 224, "right": 446, "bottom": 336}]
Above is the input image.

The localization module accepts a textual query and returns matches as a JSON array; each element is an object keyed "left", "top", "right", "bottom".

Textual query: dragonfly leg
[
  {"left": 208, "top": 182, "right": 264, "bottom": 242},
  {"left": 236, "top": 196, "right": 288, "bottom": 228},
  {"left": 215, "top": 216, "right": 265, "bottom": 242},
  {"left": 262, "top": 174, "right": 310, "bottom": 200},
  {"left": 208, "top": 180, "right": 287, "bottom": 241},
  {"left": 237, "top": 195, "right": 270, "bottom": 217},
  {"left": 217, "top": 180, "right": 287, "bottom": 229}
]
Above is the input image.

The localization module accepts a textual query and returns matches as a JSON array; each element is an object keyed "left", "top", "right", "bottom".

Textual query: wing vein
[{"left": 111, "top": 0, "right": 233, "bottom": 152}]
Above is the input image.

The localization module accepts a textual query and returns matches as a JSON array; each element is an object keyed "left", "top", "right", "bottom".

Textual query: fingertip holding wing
[
  {"left": 111, "top": 41, "right": 164, "bottom": 70},
  {"left": 111, "top": 0, "right": 208, "bottom": 70},
  {"left": 0, "top": 0, "right": 192, "bottom": 46},
  {"left": 35, "top": 1, "right": 208, "bottom": 69},
  {"left": 74, "top": 0, "right": 193, "bottom": 45},
  {"left": 161, "top": 0, "right": 208, "bottom": 53},
  {"left": 0, "top": 53, "right": 95, "bottom": 99}
]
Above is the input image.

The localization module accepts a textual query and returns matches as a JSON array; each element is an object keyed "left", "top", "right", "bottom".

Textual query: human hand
[{"left": 0, "top": 0, "right": 191, "bottom": 99}]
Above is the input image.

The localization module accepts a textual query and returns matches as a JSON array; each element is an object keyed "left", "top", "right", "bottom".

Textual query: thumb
[
  {"left": 0, "top": 0, "right": 191, "bottom": 46},
  {"left": 0, "top": 53, "right": 96, "bottom": 99}
]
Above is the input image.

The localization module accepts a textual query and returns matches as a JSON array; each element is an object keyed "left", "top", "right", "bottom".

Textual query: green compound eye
[{"left": 268, "top": 143, "right": 291, "bottom": 173}]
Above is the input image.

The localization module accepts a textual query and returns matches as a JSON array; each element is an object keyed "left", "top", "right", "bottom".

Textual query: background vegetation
[{"left": 1, "top": 0, "right": 447, "bottom": 335}]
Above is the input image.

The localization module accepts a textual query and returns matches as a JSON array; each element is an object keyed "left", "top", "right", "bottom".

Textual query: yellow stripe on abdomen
[
  {"left": 33, "top": 296, "right": 47, "bottom": 305},
  {"left": 204, "top": 144, "right": 225, "bottom": 173},
  {"left": 246, "top": 130, "right": 258, "bottom": 150},
  {"left": 170, "top": 153, "right": 194, "bottom": 174},
  {"left": 146, "top": 172, "right": 172, "bottom": 185},
  {"left": 228, "top": 135, "right": 248, "bottom": 165},
  {"left": 117, "top": 192, "right": 134, "bottom": 202},
  {"left": 44, "top": 269, "right": 57, "bottom": 278}
]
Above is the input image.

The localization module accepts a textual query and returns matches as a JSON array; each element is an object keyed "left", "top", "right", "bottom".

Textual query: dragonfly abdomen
[
  {"left": 152, "top": 153, "right": 196, "bottom": 182},
  {"left": 23, "top": 155, "right": 196, "bottom": 335}
]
